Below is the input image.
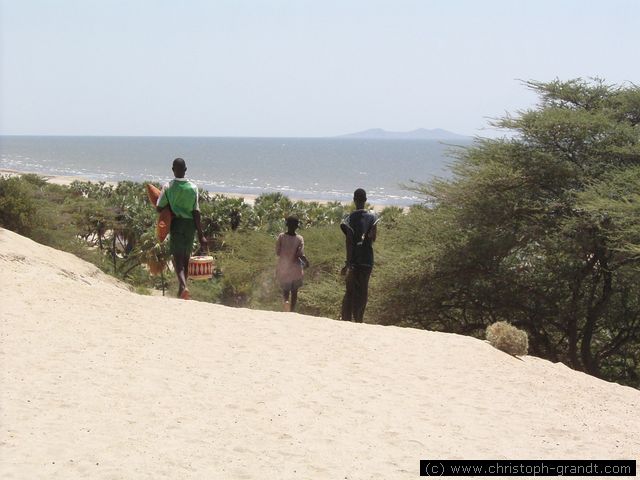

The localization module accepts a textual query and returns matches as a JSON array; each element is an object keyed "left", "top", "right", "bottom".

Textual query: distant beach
[
  {"left": 0, "top": 167, "right": 257, "bottom": 203},
  {"left": 0, "top": 135, "right": 471, "bottom": 206},
  {"left": 0, "top": 168, "right": 395, "bottom": 211}
]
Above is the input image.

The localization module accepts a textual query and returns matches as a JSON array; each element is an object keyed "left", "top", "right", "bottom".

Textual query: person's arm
[
  {"left": 340, "top": 215, "right": 354, "bottom": 274},
  {"left": 367, "top": 213, "right": 380, "bottom": 242},
  {"left": 297, "top": 236, "right": 304, "bottom": 257},
  {"left": 156, "top": 184, "right": 169, "bottom": 213},
  {"left": 192, "top": 186, "right": 206, "bottom": 248},
  {"left": 340, "top": 229, "right": 354, "bottom": 275},
  {"left": 368, "top": 224, "right": 378, "bottom": 242},
  {"left": 193, "top": 210, "right": 207, "bottom": 248},
  {"left": 297, "top": 237, "right": 309, "bottom": 267},
  {"left": 345, "top": 230, "right": 354, "bottom": 265},
  {"left": 276, "top": 235, "right": 282, "bottom": 256}
]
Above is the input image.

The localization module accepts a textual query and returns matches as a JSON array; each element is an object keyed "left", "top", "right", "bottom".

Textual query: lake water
[{"left": 0, "top": 136, "right": 471, "bottom": 205}]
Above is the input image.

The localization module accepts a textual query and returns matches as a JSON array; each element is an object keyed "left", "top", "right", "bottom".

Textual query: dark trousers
[{"left": 341, "top": 266, "right": 372, "bottom": 323}]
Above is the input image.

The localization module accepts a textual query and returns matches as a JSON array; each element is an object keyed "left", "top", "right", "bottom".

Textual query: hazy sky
[{"left": 1, "top": 0, "right": 638, "bottom": 137}]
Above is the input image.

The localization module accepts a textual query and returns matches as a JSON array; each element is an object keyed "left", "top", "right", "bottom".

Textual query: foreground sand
[{"left": 1, "top": 228, "right": 638, "bottom": 479}]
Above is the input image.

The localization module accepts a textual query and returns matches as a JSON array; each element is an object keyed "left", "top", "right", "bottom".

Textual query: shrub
[
  {"left": 371, "top": 79, "right": 640, "bottom": 387},
  {"left": 378, "top": 205, "right": 405, "bottom": 226},
  {"left": 20, "top": 173, "right": 48, "bottom": 188},
  {"left": 486, "top": 321, "right": 529, "bottom": 356},
  {"left": 0, "top": 176, "right": 38, "bottom": 234},
  {"left": 216, "top": 224, "right": 346, "bottom": 315},
  {"left": 217, "top": 229, "right": 279, "bottom": 307}
]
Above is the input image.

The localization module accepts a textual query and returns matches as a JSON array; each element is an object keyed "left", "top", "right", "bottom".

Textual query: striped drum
[{"left": 188, "top": 255, "right": 214, "bottom": 281}]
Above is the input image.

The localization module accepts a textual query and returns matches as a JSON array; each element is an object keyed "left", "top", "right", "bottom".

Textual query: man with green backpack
[{"left": 156, "top": 158, "right": 207, "bottom": 299}]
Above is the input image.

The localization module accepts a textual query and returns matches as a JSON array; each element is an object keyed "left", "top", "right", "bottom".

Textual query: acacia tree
[{"left": 373, "top": 79, "right": 640, "bottom": 386}]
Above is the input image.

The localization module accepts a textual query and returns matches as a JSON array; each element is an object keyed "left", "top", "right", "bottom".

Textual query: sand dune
[{"left": 1, "top": 227, "right": 638, "bottom": 479}]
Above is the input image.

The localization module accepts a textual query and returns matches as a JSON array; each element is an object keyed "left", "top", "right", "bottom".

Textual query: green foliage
[
  {"left": 199, "top": 194, "right": 251, "bottom": 248},
  {"left": 0, "top": 176, "right": 39, "bottom": 234},
  {"left": 20, "top": 173, "right": 49, "bottom": 188},
  {"left": 294, "top": 226, "right": 345, "bottom": 318},
  {"left": 373, "top": 78, "right": 640, "bottom": 387},
  {"left": 578, "top": 166, "right": 640, "bottom": 256},
  {"left": 68, "top": 179, "right": 114, "bottom": 199},
  {"left": 293, "top": 201, "right": 347, "bottom": 228},
  {"left": 250, "top": 193, "right": 348, "bottom": 234},
  {"left": 67, "top": 198, "right": 116, "bottom": 248},
  {"left": 216, "top": 224, "right": 345, "bottom": 317},
  {"left": 217, "top": 229, "right": 280, "bottom": 308},
  {"left": 252, "top": 193, "right": 294, "bottom": 234},
  {"left": 368, "top": 207, "right": 440, "bottom": 327},
  {"left": 185, "top": 277, "right": 225, "bottom": 303},
  {"left": 378, "top": 206, "right": 404, "bottom": 227}
]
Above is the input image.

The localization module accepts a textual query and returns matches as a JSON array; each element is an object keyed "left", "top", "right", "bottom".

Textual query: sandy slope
[{"left": 0, "top": 228, "right": 638, "bottom": 479}]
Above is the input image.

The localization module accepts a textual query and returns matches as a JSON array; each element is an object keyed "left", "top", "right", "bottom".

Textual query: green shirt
[{"left": 156, "top": 178, "right": 200, "bottom": 219}]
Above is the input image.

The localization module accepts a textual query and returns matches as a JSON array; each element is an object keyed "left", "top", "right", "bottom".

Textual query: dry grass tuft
[{"left": 486, "top": 321, "right": 528, "bottom": 356}]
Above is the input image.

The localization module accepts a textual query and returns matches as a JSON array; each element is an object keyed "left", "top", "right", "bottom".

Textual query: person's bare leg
[
  {"left": 181, "top": 253, "right": 192, "bottom": 298},
  {"left": 174, "top": 254, "right": 188, "bottom": 297},
  {"left": 282, "top": 290, "right": 291, "bottom": 311},
  {"left": 290, "top": 288, "right": 298, "bottom": 312},
  {"left": 172, "top": 256, "right": 182, "bottom": 297},
  {"left": 184, "top": 253, "right": 191, "bottom": 282}
]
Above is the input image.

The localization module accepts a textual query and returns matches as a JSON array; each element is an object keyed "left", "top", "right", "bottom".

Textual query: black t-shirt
[{"left": 341, "top": 210, "right": 379, "bottom": 267}]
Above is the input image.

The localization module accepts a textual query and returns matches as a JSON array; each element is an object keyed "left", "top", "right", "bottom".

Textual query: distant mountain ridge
[{"left": 337, "top": 128, "right": 470, "bottom": 140}]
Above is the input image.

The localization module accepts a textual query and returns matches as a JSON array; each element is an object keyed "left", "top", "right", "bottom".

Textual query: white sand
[{"left": 1, "top": 228, "right": 638, "bottom": 479}]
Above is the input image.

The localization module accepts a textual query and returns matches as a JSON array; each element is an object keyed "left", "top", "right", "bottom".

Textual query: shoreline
[{"left": 0, "top": 168, "right": 395, "bottom": 211}]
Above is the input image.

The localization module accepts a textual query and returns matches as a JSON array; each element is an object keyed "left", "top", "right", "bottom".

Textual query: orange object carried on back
[{"left": 146, "top": 184, "right": 172, "bottom": 242}]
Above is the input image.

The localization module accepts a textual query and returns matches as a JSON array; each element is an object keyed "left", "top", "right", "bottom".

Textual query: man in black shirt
[{"left": 340, "top": 188, "right": 379, "bottom": 322}]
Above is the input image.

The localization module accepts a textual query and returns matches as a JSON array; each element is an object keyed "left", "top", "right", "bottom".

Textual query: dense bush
[
  {"left": 214, "top": 224, "right": 345, "bottom": 317},
  {"left": 372, "top": 78, "right": 640, "bottom": 387},
  {"left": 0, "top": 176, "right": 39, "bottom": 234}
]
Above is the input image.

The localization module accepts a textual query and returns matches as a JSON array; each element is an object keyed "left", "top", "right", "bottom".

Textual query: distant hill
[{"left": 337, "top": 128, "right": 471, "bottom": 140}]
